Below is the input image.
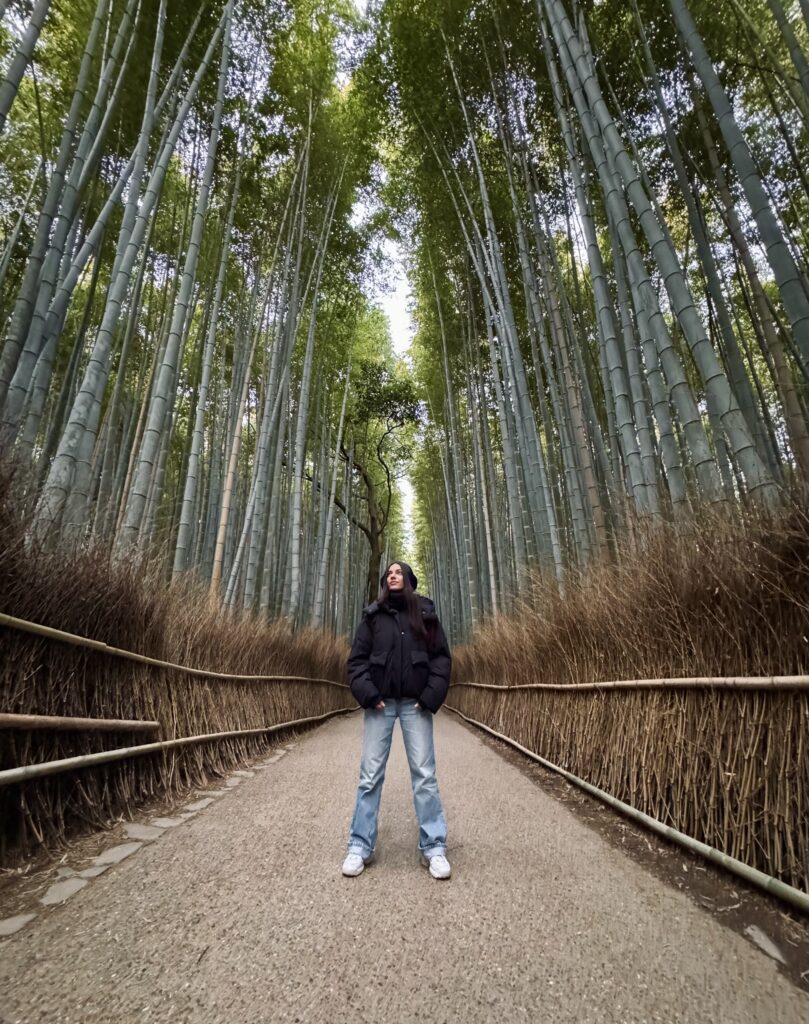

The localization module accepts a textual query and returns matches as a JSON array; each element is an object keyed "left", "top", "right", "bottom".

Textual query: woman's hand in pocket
[{"left": 374, "top": 700, "right": 386, "bottom": 710}]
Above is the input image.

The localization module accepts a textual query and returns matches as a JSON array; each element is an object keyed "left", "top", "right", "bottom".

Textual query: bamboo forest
[
  {"left": 1, "top": 0, "right": 808, "bottom": 638},
  {"left": 4, "top": 2, "right": 809, "bottom": 1008}
]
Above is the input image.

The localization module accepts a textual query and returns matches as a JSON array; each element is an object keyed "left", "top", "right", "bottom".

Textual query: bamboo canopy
[{"left": 0, "top": 0, "right": 807, "bottom": 629}]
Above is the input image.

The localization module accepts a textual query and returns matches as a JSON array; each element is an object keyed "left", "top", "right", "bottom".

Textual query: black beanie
[{"left": 381, "top": 560, "right": 418, "bottom": 591}]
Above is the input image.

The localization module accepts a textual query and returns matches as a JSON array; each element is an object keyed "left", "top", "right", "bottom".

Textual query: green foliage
[{"left": 3, "top": 0, "right": 809, "bottom": 621}]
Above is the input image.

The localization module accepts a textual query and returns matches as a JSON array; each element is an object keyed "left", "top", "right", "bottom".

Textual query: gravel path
[{"left": 1, "top": 712, "right": 806, "bottom": 1024}]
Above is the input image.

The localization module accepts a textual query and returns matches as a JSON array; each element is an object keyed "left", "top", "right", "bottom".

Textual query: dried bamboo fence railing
[
  {"left": 0, "top": 613, "right": 354, "bottom": 863},
  {"left": 0, "top": 712, "right": 161, "bottom": 732},
  {"left": 447, "top": 678, "right": 809, "bottom": 895}
]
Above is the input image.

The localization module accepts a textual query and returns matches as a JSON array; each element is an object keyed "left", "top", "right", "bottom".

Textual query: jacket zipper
[
  {"left": 393, "top": 606, "right": 404, "bottom": 700},
  {"left": 400, "top": 622, "right": 405, "bottom": 699}
]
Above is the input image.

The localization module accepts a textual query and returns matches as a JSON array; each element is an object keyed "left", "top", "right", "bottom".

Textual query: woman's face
[{"left": 386, "top": 563, "right": 404, "bottom": 591}]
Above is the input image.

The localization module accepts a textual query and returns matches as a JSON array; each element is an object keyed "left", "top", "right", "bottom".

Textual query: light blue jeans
[{"left": 347, "top": 698, "right": 448, "bottom": 859}]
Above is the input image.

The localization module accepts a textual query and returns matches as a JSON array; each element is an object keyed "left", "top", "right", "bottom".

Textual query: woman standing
[{"left": 342, "top": 560, "right": 452, "bottom": 880}]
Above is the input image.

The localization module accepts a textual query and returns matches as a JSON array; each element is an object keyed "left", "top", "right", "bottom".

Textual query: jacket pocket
[
  {"left": 410, "top": 649, "right": 429, "bottom": 690},
  {"left": 369, "top": 651, "right": 387, "bottom": 689}
]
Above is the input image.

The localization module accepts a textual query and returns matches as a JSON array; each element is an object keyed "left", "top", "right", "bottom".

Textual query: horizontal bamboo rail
[
  {"left": 451, "top": 675, "right": 809, "bottom": 692},
  {"left": 0, "top": 612, "right": 348, "bottom": 687},
  {"left": 445, "top": 704, "right": 809, "bottom": 916},
  {"left": 0, "top": 713, "right": 160, "bottom": 732},
  {"left": 0, "top": 606, "right": 353, "bottom": 862},
  {"left": 0, "top": 707, "right": 358, "bottom": 787}
]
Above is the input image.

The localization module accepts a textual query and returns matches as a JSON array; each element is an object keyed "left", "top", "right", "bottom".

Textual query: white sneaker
[
  {"left": 342, "top": 851, "right": 373, "bottom": 876},
  {"left": 420, "top": 853, "right": 451, "bottom": 879}
]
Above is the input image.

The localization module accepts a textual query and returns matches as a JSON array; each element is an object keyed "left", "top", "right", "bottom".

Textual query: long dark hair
[{"left": 379, "top": 571, "right": 429, "bottom": 644}]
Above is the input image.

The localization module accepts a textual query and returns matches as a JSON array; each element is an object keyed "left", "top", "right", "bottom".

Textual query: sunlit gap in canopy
[
  {"left": 375, "top": 236, "right": 417, "bottom": 559},
  {"left": 339, "top": 0, "right": 414, "bottom": 560},
  {"left": 349, "top": 144, "right": 417, "bottom": 560}
]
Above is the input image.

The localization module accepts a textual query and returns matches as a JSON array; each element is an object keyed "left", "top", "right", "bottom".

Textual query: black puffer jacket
[{"left": 347, "top": 596, "right": 452, "bottom": 714}]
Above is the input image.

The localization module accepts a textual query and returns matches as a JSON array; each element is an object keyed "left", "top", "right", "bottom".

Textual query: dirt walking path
[{"left": 1, "top": 712, "right": 806, "bottom": 1024}]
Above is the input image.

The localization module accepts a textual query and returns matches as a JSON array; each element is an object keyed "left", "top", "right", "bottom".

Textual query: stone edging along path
[{"left": 0, "top": 745, "right": 295, "bottom": 939}]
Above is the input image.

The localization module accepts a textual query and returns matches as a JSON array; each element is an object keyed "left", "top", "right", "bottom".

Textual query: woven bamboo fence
[
  {"left": 448, "top": 503, "right": 809, "bottom": 893},
  {"left": 447, "top": 681, "right": 809, "bottom": 893},
  {"left": 0, "top": 462, "right": 357, "bottom": 864},
  {"left": 0, "top": 611, "right": 352, "bottom": 864}
]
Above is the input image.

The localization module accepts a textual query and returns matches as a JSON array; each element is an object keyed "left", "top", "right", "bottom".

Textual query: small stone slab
[
  {"left": 124, "top": 822, "right": 164, "bottom": 842},
  {"left": 41, "top": 878, "right": 88, "bottom": 906},
  {"left": 150, "top": 816, "right": 184, "bottom": 828},
  {"left": 0, "top": 914, "right": 36, "bottom": 937},
  {"left": 744, "top": 925, "right": 787, "bottom": 965},
  {"left": 205, "top": 789, "right": 230, "bottom": 795},
  {"left": 93, "top": 842, "right": 142, "bottom": 866},
  {"left": 56, "top": 866, "right": 77, "bottom": 878},
  {"left": 184, "top": 798, "right": 214, "bottom": 812},
  {"left": 78, "top": 866, "right": 108, "bottom": 879},
  {"left": 224, "top": 778, "right": 242, "bottom": 788},
  {"left": 267, "top": 752, "right": 287, "bottom": 763},
  {"left": 231, "top": 770, "right": 254, "bottom": 778}
]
